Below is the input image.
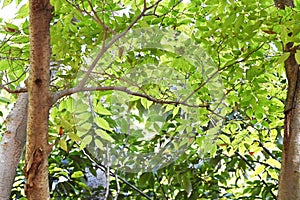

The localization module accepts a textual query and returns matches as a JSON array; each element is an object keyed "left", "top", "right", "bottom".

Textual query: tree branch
[
  {"left": 0, "top": 85, "right": 27, "bottom": 93},
  {"left": 53, "top": 85, "right": 207, "bottom": 108},
  {"left": 77, "top": 0, "right": 163, "bottom": 90}
]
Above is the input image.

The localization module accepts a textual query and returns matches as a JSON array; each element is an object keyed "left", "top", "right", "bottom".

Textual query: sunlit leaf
[
  {"left": 95, "top": 129, "right": 115, "bottom": 142},
  {"left": 94, "top": 117, "right": 112, "bottom": 132},
  {"left": 58, "top": 139, "right": 68, "bottom": 152}
]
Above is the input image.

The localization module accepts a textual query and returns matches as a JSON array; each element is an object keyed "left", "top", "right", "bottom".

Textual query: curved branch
[{"left": 53, "top": 85, "right": 207, "bottom": 108}]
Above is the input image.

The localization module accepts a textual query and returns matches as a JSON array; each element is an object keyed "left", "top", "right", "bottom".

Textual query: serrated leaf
[
  {"left": 94, "top": 117, "right": 111, "bottom": 132},
  {"left": 58, "top": 139, "right": 68, "bottom": 152}
]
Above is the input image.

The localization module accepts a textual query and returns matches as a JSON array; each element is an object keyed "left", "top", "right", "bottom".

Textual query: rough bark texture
[
  {"left": 275, "top": 0, "right": 300, "bottom": 199},
  {"left": 23, "top": 0, "right": 52, "bottom": 199},
  {"left": 0, "top": 93, "right": 28, "bottom": 199}
]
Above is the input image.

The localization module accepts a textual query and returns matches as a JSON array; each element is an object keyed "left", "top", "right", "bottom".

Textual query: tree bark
[
  {"left": 279, "top": 50, "right": 300, "bottom": 199},
  {"left": 275, "top": 0, "right": 300, "bottom": 199},
  {"left": 0, "top": 93, "right": 28, "bottom": 199},
  {"left": 23, "top": 0, "right": 52, "bottom": 199}
]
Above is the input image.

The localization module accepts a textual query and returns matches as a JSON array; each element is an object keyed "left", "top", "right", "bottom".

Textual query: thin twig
[
  {"left": 183, "top": 42, "right": 266, "bottom": 104},
  {"left": 82, "top": 149, "right": 153, "bottom": 200},
  {"left": 113, "top": 172, "right": 120, "bottom": 200},
  {"left": 77, "top": 0, "right": 163, "bottom": 90},
  {"left": 105, "top": 144, "right": 110, "bottom": 199},
  {"left": 234, "top": 151, "right": 277, "bottom": 199}
]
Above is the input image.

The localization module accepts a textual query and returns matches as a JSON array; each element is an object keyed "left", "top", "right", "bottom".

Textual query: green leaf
[
  {"left": 141, "top": 98, "right": 153, "bottom": 109},
  {"left": 95, "top": 104, "right": 112, "bottom": 115},
  {"left": 95, "top": 129, "right": 115, "bottom": 142},
  {"left": 82, "top": 135, "right": 93, "bottom": 146},
  {"left": 2, "top": 0, "right": 13, "bottom": 8},
  {"left": 68, "top": 132, "right": 81, "bottom": 142},
  {"left": 58, "top": 139, "right": 68, "bottom": 152},
  {"left": 172, "top": 106, "right": 179, "bottom": 117},
  {"left": 51, "top": 0, "right": 62, "bottom": 12},
  {"left": 76, "top": 123, "right": 92, "bottom": 137},
  {"left": 0, "top": 60, "right": 11, "bottom": 70},
  {"left": 60, "top": 117, "right": 73, "bottom": 130},
  {"left": 181, "top": 176, "right": 192, "bottom": 194},
  {"left": 295, "top": 50, "right": 300, "bottom": 64},
  {"left": 219, "top": 134, "right": 230, "bottom": 144},
  {"left": 276, "top": 52, "right": 290, "bottom": 66},
  {"left": 266, "top": 158, "right": 281, "bottom": 169},
  {"left": 16, "top": 4, "right": 29, "bottom": 19},
  {"left": 71, "top": 171, "right": 84, "bottom": 178},
  {"left": 95, "top": 139, "right": 104, "bottom": 150},
  {"left": 253, "top": 165, "right": 265, "bottom": 176},
  {"left": 0, "top": 96, "right": 11, "bottom": 103},
  {"left": 94, "top": 117, "right": 112, "bottom": 132}
]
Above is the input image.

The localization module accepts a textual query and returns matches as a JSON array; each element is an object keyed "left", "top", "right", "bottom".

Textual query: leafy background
[{"left": 0, "top": 0, "right": 295, "bottom": 199}]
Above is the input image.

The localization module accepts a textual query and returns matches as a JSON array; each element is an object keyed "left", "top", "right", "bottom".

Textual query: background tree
[{"left": 0, "top": 0, "right": 299, "bottom": 199}]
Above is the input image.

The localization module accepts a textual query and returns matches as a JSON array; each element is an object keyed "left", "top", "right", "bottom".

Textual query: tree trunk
[
  {"left": 0, "top": 93, "right": 28, "bottom": 199},
  {"left": 275, "top": 0, "right": 300, "bottom": 199},
  {"left": 278, "top": 49, "right": 300, "bottom": 199},
  {"left": 23, "top": 0, "right": 53, "bottom": 199}
]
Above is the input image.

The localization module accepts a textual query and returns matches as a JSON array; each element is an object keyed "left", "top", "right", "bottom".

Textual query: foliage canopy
[{"left": 0, "top": 0, "right": 297, "bottom": 199}]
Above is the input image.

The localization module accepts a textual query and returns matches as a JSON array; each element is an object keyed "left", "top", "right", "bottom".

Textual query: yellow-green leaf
[
  {"left": 71, "top": 171, "right": 84, "bottom": 178},
  {"left": 276, "top": 52, "right": 290, "bottom": 66},
  {"left": 95, "top": 104, "right": 112, "bottom": 115},
  {"left": 82, "top": 135, "right": 92, "bottom": 145},
  {"left": 266, "top": 158, "right": 281, "bottom": 169},
  {"left": 253, "top": 165, "right": 265, "bottom": 176},
  {"left": 295, "top": 50, "right": 300, "bottom": 64},
  {"left": 69, "top": 132, "right": 81, "bottom": 142},
  {"left": 60, "top": 117, "right": 73, "bottom": 130},
  {"left": 58, "top": 139, "right": 68, "bottom": 152},
  {"left": 95, "top": 139, "right": 104, "bottom": 150},
  {"left": 94, "top": 117, "right": 111, "bottom": 132},
  {"left": 172, "top": 106, "right": 179, "bottom": 117},
  {"left": 141, "top": 98, "right": 153, "bottom": 109},
  {"left": 95, "top": 129, "right": 115, "bottom": 142}
]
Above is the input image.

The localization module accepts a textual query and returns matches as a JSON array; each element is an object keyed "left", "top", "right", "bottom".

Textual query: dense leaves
[{"left": 0, "top": 0, "right": 296, "bottom": 199}]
